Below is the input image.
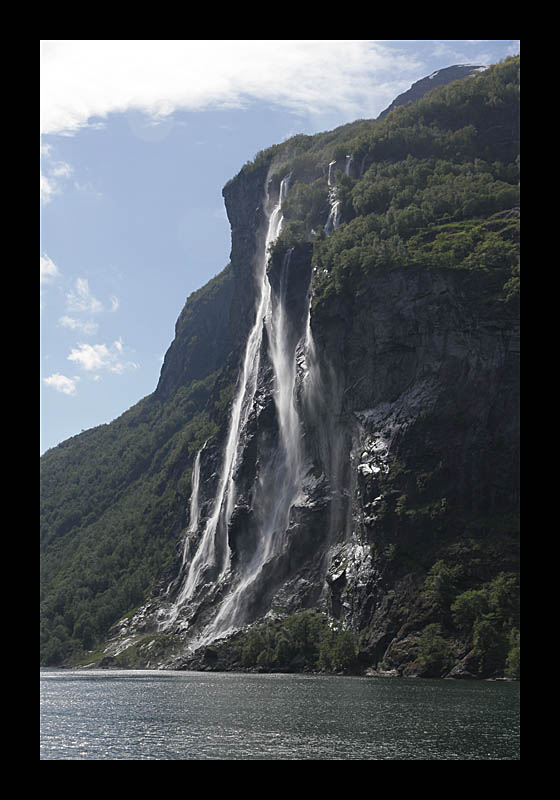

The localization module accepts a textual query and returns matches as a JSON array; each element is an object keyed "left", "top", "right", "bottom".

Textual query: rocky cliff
[{"left": 41, "top": 58, "right": 520, "bottom": 679}]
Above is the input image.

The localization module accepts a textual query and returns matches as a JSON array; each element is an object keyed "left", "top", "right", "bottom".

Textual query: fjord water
[{"left": 40, "top": 669, "right": 519, "bottom": 760}]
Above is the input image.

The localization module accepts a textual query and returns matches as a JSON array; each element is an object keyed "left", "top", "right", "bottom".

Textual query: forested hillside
[{"left": 41, "top": 57, "right": 519, "bottom": 675}]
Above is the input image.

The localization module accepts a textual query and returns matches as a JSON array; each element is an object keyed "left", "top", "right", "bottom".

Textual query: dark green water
[{"left": 40, "top": 669, "right": 519, "bottom": 760}]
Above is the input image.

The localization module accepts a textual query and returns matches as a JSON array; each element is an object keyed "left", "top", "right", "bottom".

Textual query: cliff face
[
  {"left": 41, "top": 58, "right": 520, "bottom": 678},
  {"left": 155, "top": 161, "right": 272, "bottom": 401},
  {"left": 311, "top": 263, "right": 519, "bottom": 671},
  {"left": 105, "top": 189, "right": 518, "bottom": 678}
]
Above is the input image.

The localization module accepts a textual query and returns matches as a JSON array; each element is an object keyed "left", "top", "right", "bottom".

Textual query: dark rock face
[
  {"left": 223, "top": 161, "right": 272, "bottom": 351},
  {"left": 99, "top": 64, "right": 519, "bottom": 677},
  {"left": 155, "top": 266, "right": 234, "bottom": 400},
  {"left": 102, "top": 172, "right": 519, "bottom": 677},
  {"left": 155, "top": 160, "right": 273, "bottom": 401},
  {"left": 314, "top": 266, "right": 520, "bottom": 515},
  {"left": 308, "top": 265, "right": 519, "bottom": 670},
  {"left": 131, "top": 205, "right": 517, "bottom": 674},
  {"left": 155, "top": 241, "right": 518, "bottom": 666}
]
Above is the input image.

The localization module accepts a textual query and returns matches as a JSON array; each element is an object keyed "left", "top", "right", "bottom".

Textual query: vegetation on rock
[{"left": 40, "top": 57, "right": 519, "bottom": 676}]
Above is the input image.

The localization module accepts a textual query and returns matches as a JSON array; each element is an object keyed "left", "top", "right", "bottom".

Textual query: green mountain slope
[{"left": 40, "top": 57, "right": 519, "bottom": 676}]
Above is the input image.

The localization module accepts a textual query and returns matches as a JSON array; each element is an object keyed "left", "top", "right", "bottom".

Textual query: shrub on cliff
[{"left": 237, "top": 610, "right": 359, "bottom": 673}]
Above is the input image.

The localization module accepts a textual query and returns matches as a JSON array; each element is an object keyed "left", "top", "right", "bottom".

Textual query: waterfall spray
[
  {"left": 164, "top": 174, "right": 295, "bottom": 636},
  {"left": 206, "top": 188, "right": 310, "bottom": 637},
  {"left": 324, "top": 155, "right": 353, "bottom": 235},
  {"left": 181, "top": 444, "right": 204, "bottom": 568}
]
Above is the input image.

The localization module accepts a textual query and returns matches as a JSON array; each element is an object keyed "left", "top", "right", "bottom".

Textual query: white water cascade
[
  {"left": 324, "top": 160, "right": 341, "bottom": 235},
  {"left": 164, "top": 174, "right": 311, "bottom": 640},
  {"left": 324, "top": 155, "right": 353, "bottom": 235},
  {"left": 181, "top": 444, "right": 204, "bottom": 566},
  {"left": 159, "top": 442, "right": 205, "bottom": 625}
]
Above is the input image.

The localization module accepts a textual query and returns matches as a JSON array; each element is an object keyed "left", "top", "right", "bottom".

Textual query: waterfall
[
  {"left": 159, "top": 442, "right": 205, "bottom": 626},
  {"left": 181, "top": 445, "right": 204, "bottom": 566},
  {"left": 324, "top": 198, "right": 342, "bottom": 235},
  {"left": 324, "top": 155, "right": 353, "bottom": 235},
  {"left": 207, "top": 221, "right": 307, "bottom": 637},
  {"left": 164, "top": 174, "right": 296, "bottom": 637},
  {"left": 266, "top": 247, "right": 302, "bottom": 512},
  {"left": 302, "top": 291, "right": 322, "bottom": 411}
]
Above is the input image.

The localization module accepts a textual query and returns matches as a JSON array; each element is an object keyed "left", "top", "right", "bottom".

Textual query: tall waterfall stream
[{"left": 160, "top": 174, "right": 321, "bottom": 646}]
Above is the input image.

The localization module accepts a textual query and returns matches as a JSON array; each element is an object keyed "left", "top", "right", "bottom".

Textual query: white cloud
[
  {"left": 43, "top": 372, "right": 79, "bottom": 395},
  {"left": 40, "top": 143, "right": 73, "bottom": 204},
  {"left": 64, "top": 277, "right": 119, "bottom": 316},
  {"left": 65, "top": 278, "right": 104, "bottom": 314},
  {"left": 58, "top": 315, "right": 99, "bottom": 335},
  {"left": 40, "top": 40, "right": 424, "bottom": 135},
  {"left": 40, "top": 172, "right": 56, "bottom": 204},
  {"left": 50, "top": 161, "right": 73, "bottom": 178},
  {"left": 67, "top": 340, "right": 139, "bottom": 374},
  {"left": 40, "top": 253, "right": 60, "bottom": 283},
  {"left": 67, "top": 343, "right": 108, "bottom": 371}
]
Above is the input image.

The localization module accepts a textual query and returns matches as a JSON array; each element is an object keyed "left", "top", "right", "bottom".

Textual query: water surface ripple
[{"left": 40, "top": 669, "right": 520, "bottom": 760}]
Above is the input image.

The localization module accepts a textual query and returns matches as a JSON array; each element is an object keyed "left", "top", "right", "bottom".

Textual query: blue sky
[{"left": 40, "top": 40, "right": 519, "bottom": 454}]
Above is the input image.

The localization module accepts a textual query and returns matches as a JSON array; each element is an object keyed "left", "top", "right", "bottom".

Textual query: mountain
[
  {"left": 40, "top": 57, "right": 520, "bottom": 680},
  {"left": 377, "top": 64, "right": 488, "bottom": 119}
]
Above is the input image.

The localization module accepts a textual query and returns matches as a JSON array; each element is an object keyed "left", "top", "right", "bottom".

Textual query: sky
[{"left": 40, "top": 40, "right": 519, "bottom": 454}]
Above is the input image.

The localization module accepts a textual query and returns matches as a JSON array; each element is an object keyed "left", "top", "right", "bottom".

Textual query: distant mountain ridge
[{"left": 378, "top": 64, "right": 488, "bottom": 119}]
